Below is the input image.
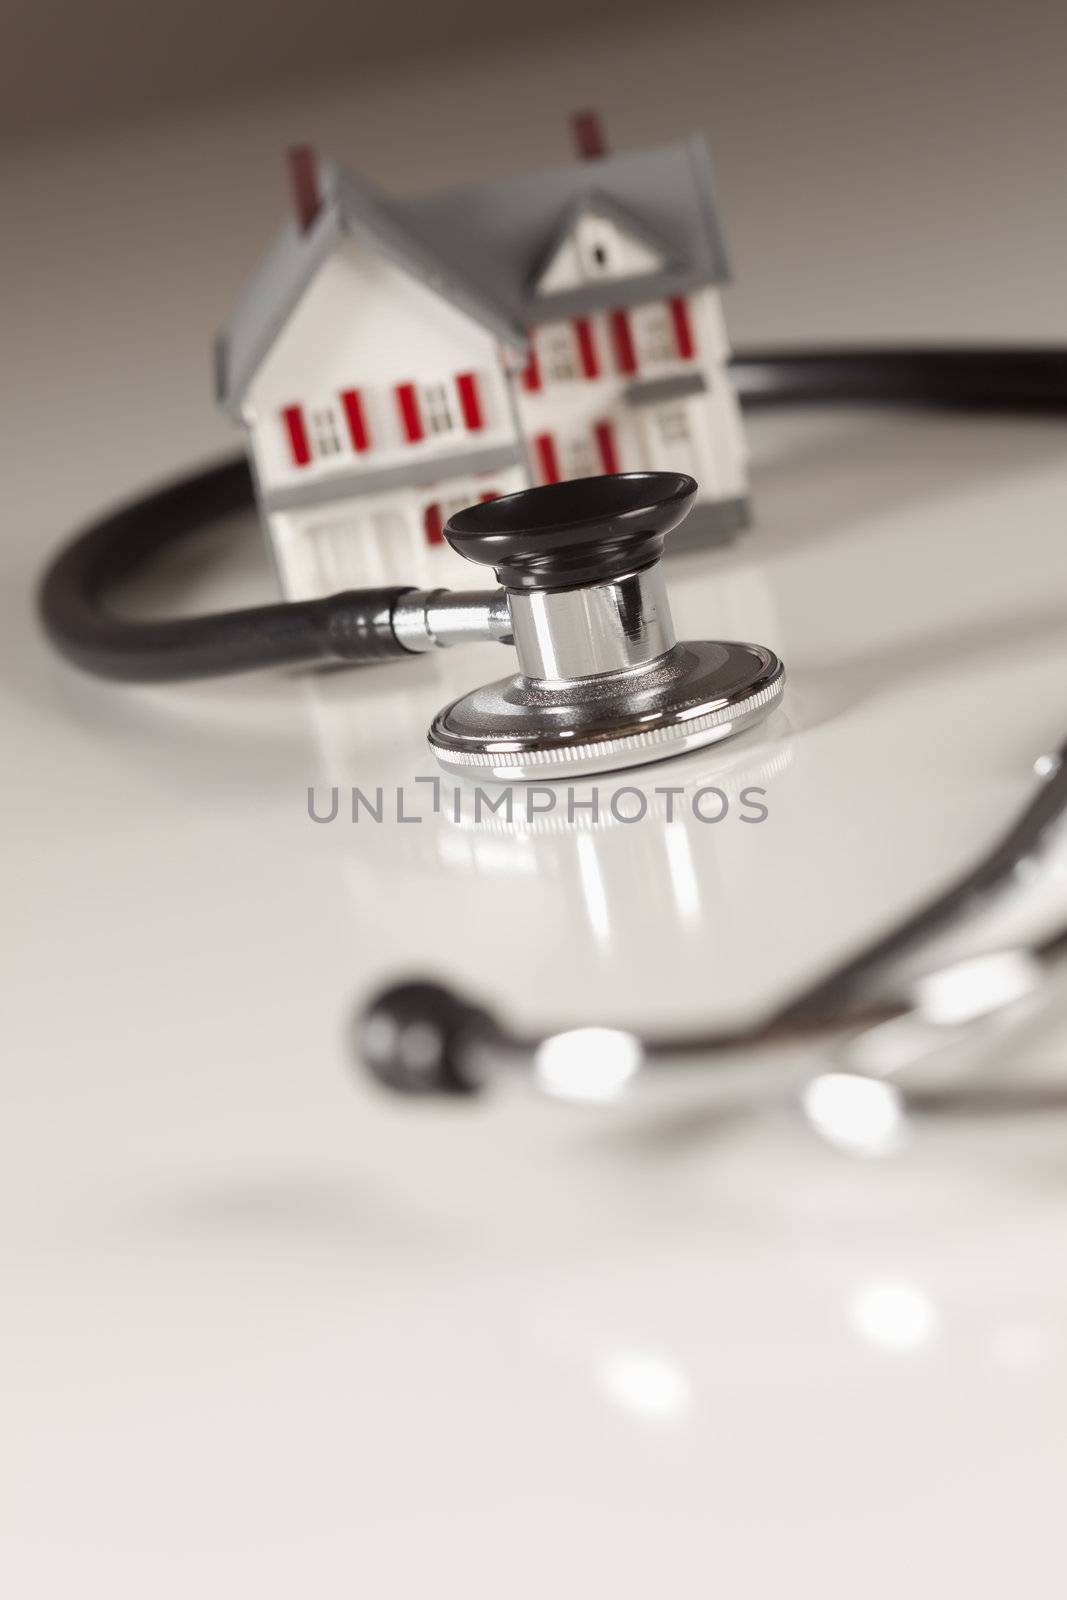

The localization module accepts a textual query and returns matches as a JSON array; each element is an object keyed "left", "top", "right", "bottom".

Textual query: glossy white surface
[
  {"left": 6, "top": 401, "right": 1067, "bottom": 1597},
  {"left": 6, "top": 62, "right": 1067, "bottom": 1594}
]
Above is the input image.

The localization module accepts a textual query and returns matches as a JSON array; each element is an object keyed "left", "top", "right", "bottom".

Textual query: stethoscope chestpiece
[{"left": 428, "top": 472, "right": 785, "bottom": 782}]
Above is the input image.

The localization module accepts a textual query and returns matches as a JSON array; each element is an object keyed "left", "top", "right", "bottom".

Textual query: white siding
[
  {"left": 513, "top": 291, "right": 747, "bottom": 505},
  {"left": 690, "top": 287, "right": 748, "bottom": 497},
  {"left": 245, "top": 239, "right": 518, "bottom": 493},
  {"left": 244, "top": 259, "right": 747, "bottom": 602},
  {"left": 267, "top": 464, "right": 526, "bottom": 599}
]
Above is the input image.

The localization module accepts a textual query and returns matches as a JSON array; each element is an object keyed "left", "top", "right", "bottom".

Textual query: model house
[{"left": 215, "top": 117, "right": 750, "bottom": 597}]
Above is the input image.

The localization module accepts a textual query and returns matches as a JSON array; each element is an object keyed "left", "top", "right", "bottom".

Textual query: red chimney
[
  {"left": 287, "top": 145, "right": 321, "bottom": 235},
  {"left": 571, "top": 111, "right": 607, "bottom": 161}
]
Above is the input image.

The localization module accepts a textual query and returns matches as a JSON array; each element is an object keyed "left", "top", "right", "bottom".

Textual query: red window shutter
[
  {"left": 522, "top": 340, "right": 542, "bottom": 391},
  {"left": 456, "top": 372, "right": 484, "bottom": 430},
  {"left": 669, "top": 296, "right": 696, "bottom": 360},
  {"left": 594, "top": 421, "right": 619, "bottom": 474},
  {"left": 574, "top": 317, "right": 599, "bottom": 379},
  {"left": 534, "top": 433, "right": 560, "bottom": 484},
  {"left": 424, "top": 502, "right": 444, "bottom": 545},
  {"left": 282, "top": 405, "right": 311, "bottom": 467},
  {"left": 609, "top": 310, "right": 637, "bottom": 374},
  {"left": 339, "top": 388, "right": 370, "bottom": 451},
  {"left": 396, "top": 383, "right": 424, "bottom": 442}
]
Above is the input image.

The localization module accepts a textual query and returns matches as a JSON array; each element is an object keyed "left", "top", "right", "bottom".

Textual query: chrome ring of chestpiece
[{"left": 408, "top": 471, "right": 784, "bottom": 780}]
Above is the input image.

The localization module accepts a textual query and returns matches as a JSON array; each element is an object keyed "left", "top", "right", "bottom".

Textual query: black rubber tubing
[
  {"left": 38, "top": 347, "right": 1067, "bottom": 683},
  {"left": 38, "top": 457, "right": 414, "bottom": 681}
]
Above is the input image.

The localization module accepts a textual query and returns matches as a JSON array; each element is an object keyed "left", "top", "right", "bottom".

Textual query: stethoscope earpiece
[
  {"left": 426, "top": 472, "right": 785, "bottom": 780},
  {"left": 360, "top": 980, "right": 497, "bottom": 1096}
]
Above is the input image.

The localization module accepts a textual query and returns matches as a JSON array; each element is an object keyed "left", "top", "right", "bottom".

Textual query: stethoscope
[{"left": 39, "top": 346, "right": 1067, "bottom": 1129}]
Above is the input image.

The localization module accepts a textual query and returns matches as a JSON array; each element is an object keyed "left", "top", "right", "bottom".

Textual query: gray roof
[{"left": 216, "top": 137, "right": 730, "bottom": 418}]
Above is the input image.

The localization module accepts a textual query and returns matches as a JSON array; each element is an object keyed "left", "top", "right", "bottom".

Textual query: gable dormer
[{"left": 533, "top": 195, "right": 669, "bottom": 298}]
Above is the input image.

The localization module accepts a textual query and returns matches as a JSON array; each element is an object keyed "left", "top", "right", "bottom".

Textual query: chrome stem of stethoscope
[{"left": 391, "top": 588, "right": 514, "bottom": 652}]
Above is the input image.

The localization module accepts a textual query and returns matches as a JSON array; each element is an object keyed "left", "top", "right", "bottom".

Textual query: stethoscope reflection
[
  {"left": 316, "top": 713, "right": 796, "bottom": 970},
  {"left": 301, "top": 574, "right": 1067, "bottom": 1145},
  {"left": 426, "top": 725, "right": 796, "bottom": 952},
  {"left": 301, "top": 542, "right": 793, "bottom": 966}
]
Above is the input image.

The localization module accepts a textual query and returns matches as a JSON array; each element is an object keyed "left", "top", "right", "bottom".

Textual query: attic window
[
  {"left": 536, "top": 208, "right": 665, "bottom": 296},
  {"left": 580, "top": 227, "right": 613, "bottom": 276}
]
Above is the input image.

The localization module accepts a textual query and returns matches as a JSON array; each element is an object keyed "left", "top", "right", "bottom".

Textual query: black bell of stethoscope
[{"left": 416, "top": 471, "right": 784, "bottom": 781}]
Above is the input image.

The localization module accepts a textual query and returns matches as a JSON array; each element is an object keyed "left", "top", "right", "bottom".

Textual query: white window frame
[
  {"left": 656, "top": 405, "right": 690, "bottom": 444},
  {"left": 539, "top": 323, "right": 579, "bottom": 383},
  {"left": 634, "top": 303, "right": 676, "bottom": 368},
  {"left": 309, "top": 403, "right": 343, "bottom": 458},
  {"left": 562, "top": 432, "right": 598, "bottom": 479},
  {"left": 420, "top": 381, "right": 456, "bottom": 435}
]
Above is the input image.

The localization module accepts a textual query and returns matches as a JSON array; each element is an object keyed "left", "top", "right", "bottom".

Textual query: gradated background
[
  {"left": 2, "top": 0, "right": 1065, "bottom": 571},
  {"left": 4, "top": 4, "right": 1067, "bottom": 1596}
]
